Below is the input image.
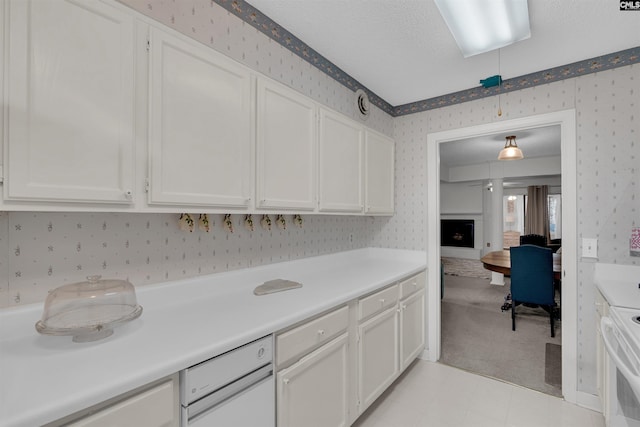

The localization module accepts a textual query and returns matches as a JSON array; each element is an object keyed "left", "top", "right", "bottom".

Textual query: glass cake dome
[{"left": 36, "top": 275, "right": 142, "bottom": 343}]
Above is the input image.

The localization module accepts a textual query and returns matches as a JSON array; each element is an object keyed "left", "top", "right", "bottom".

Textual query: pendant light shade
[{"left": 498, "top": 135, "right": 524, "bottom": 160}]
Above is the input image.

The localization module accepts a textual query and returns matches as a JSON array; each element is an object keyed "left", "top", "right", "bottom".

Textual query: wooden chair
[
  {"left": 503, "top": 231, "right": 521, "bottom": 249},
  {"left": 519, "top": 234, "right": 547, "bottom": 247},
  {"left": 509, "top": 245, "right": 557, "bottom": 337}
]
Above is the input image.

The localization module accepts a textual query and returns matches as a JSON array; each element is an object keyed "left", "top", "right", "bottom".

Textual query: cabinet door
[
  {"left": 5, "top": 0, "right": 135, "bottom": 203},
  {"left": 318, "top": 109, "right": 363, "bottom": 213},
  {"left": 256, "top": 79, "right": 316, "bottom": 210},
  {"left": 358, "top": 306, "right": 399, "bottom": 411},
  {"left": 400, "top": 289, "right": 426, "bottom": 370},
  {"left": 364, "top": 130, "right": 395, "bottom": 215},
  {"left": 148, "top": 27, "right": 252, "bottom": 207},
  {"left": 68, "top": 377, "right": 178, "bottom": 427},
  {"left": 277, "top": 334, "right": 349, "bottom": 427}
]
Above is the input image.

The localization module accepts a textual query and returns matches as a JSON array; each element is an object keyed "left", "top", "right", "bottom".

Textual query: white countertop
[
  {"left": 0, "top": 247, "right": 426, "bottom": 427},
  {"left": 594, "top": 263, "right": 640, "bottom": 308}
]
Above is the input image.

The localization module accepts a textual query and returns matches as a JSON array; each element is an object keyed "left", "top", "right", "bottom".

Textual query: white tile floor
[{"left": 353, "top": 360, "right": 605, "bottom": 427}]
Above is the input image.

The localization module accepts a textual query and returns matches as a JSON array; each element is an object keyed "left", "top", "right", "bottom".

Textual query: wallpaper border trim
[
  {"left": 214, "top": 1, "right": 638, "bottom": 117},
  {"left": 393, "top": 47, "right": 640, "bottom": 115}
]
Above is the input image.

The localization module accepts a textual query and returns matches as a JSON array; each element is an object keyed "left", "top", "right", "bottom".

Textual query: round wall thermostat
[{"left": 355, "top": 89, "right": 370, "bottom": 121}]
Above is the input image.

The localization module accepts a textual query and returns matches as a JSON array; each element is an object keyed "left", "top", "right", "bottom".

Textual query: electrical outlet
[{"left": 582, "top": 238, "right": 598, "bottom": 258}]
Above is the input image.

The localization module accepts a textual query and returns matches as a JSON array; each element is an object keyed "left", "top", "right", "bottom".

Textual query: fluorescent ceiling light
[{"left": 434, "top": 0, "right": 531, "bottom": 57}]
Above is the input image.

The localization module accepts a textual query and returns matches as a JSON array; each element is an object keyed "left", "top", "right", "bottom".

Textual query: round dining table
[{"left": 480, "top": 249, "right": 562, "bottom": 280}]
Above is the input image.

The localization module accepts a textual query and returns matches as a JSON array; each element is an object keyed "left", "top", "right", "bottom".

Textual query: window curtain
[{"left": 525, "top": 185, "right": 550, "bottom": 242}]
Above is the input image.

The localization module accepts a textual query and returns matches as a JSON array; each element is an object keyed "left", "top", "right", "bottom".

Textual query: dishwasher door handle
[{"left": 187, "top": 363, "right": 273, "bottom": 422}]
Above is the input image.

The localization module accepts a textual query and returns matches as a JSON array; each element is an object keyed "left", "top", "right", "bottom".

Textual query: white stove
[
  {"left": 596, "top": 263, "right": 640, "bottom": 427},
  {"left": 610, "top": 307, "right": 640, "bottom": 356}
]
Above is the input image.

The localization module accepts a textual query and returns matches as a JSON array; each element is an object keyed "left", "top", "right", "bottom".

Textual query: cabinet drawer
[
  {"left": 276, "top": 306, "right": 349, "bottom": 366},
  {"left": 68, "top": 377, "right": 177, "bottom": 427},
  {"left": 400, "top": 272, "right": 426, "bottom": 300},
  {"left": 358, "top": 284, "right": 398, "bottom": 321}
]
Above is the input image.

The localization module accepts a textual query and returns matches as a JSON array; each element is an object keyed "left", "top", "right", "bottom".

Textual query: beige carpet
[{"left": 440, "top": 273, "right": 562, "bottom": 397}]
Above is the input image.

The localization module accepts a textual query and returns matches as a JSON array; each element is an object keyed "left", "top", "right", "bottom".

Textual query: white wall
[
  {"left": 443, "top": 155, "right": 561, "bottom": 183},
  {"left": 440, "top": 183, "right": 483, "bottom": 259},
  {"left": 440, "top": 182, "right": 483, "bottom": 214}
]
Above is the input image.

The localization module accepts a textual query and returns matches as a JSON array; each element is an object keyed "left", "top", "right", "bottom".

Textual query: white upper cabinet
[
  {"left": 2, "top": 0, "right": 394, "bottom": 216},
  {"left": 256, "top": 79, "right": 316, "bottom": 211},
  {"left": 364, "top": 130, "right": 395, "bottom": 215},
  {"left": 147, "top": 27, "right": 252, "bottom": 208},
  {"left": 4, "top": 0, "right": 136, "bottom": 204},
  {"left": 318, "top": 109, "right": 363, "bottom": 213}
]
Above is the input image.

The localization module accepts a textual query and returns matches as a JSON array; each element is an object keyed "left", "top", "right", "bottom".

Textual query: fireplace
[{"left": 441, "top": 219, "right": 474, "bottom": 248}]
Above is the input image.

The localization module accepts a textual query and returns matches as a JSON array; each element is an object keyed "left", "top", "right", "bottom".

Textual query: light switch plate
[{"left": 583, "top": 238, "right": 598, "bottom": 258}]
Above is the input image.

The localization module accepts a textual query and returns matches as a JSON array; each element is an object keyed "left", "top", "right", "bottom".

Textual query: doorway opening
[
  {"left": 437, "top": 126, "right": 562, "bottom": 396},
  {"left": 425, "top": 110, "right": 578, "bottom": 404}
]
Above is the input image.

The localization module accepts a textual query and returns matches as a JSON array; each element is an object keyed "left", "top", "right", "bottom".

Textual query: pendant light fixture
[{"left": 498, "top": 135, "right": 524, "bottom": 160}]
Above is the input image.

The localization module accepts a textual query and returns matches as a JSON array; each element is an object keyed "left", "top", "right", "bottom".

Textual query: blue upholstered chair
[{"left": 510, "top": 245, "right": 557, "bottom": 337}]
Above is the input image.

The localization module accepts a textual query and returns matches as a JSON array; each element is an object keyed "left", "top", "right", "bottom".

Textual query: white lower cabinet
[
  {"left": 275, "top": 271, "right": 426, "bottom": 426},
  {"left": 47, "top": 374, "right": 179, "bottom": 427},
  {"left": 356, "top": 272, "right": 426, "bottom": 416},
  {"left": 276, "top": 306, "right": 350, "bottom": 427},
  {"left": 277, "top": 333, "right": 350, "bottom": 427},
  {"left": 400, "top": 289, "right": 426, "bottom": 370},
  {"left": 358, "top": 305, "right": 400, "bottom": 410}
]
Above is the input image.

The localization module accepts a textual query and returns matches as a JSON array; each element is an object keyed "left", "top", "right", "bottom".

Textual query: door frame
[{"left": 424, "top": 110, "right": 577, "bottom": 404}]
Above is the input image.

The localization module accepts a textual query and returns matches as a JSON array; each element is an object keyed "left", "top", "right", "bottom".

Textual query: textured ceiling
[
  {"left": 439, "top": 125, "right": 561, "bottom": 167},
  {"left": 245, "top": 0, "right": 640, "bottom": 106}
]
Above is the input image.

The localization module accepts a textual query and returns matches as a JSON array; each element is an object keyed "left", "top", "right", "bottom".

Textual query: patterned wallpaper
[
  {"left": 120, "top": 0, "right": 640, "bottom": 117},
  {"left": 0, "top": 213, "right": 369, "bottom": 307},
  {"left": 370, "top": 64, "right": 639, "bottom": 395}
]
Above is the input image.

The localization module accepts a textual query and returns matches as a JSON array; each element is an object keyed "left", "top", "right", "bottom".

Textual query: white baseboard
[
  {"left": 574, "top": 391, "right": 602, "bottom": 413},
  {"left": 420, "top": 348, "right": 437, "bottom": 362}
]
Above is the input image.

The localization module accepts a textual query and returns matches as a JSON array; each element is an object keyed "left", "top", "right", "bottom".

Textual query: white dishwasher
[{"left": 180, "top": 335, "right": 274, "bottom": 427}]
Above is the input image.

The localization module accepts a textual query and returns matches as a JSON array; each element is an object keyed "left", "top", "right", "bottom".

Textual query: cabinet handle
[
  {"left": 379, "top": 298, "right": 385, "bottom": 304},
  {"left": 402, "top": 304, "right": 407, "bottom": 310},
  {"left": 283, "top": 378, "right": 290, "bottom": 385},
  {"left": 124, "top": 190, "right": 133, "bottom": 200},
  {"left": 317, "top": 329, "right": 325, "bottom": 336},
  {"left": 412, "top": 282, "right": 418, "bottom": 287}
]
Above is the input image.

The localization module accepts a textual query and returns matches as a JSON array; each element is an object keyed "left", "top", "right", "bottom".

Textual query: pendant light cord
[{"left": 498, "top": 49, "right": 502, "bottom": 117}]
